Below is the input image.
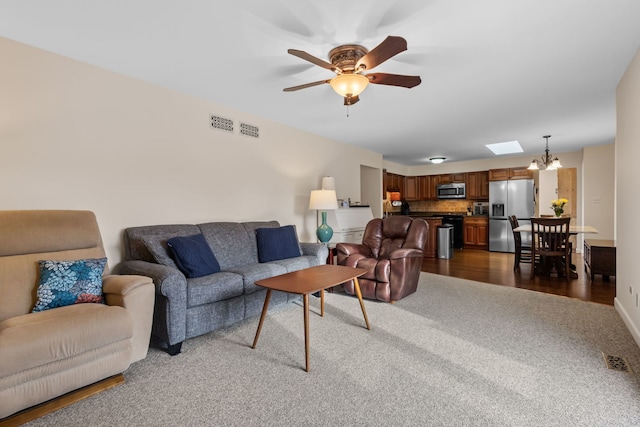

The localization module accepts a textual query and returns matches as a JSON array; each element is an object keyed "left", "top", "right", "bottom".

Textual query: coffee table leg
[
  {"left": 252, "top": 289, "right": 272, "bottom": 349},
  {"left": 320, "top": 289, "right": 325, "bottom": 317},
  {"left": 303, "top": 293, "right": 310, "bottom": 372},
  {"left": 353, "top": 277, "right": 371, "bottom": 330}
]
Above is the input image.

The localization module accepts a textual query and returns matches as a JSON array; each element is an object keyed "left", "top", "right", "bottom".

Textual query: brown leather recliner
[{"left": 336, "top": 216, "right": 428, "bottom": 303}]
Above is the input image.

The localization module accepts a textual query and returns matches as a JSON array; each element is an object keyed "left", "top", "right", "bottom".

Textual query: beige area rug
[{"left": 25, "top": 273, "right": 640, "bottom": 426}]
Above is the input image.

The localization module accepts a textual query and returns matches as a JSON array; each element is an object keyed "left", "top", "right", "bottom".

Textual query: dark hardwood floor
[{"left": 421, "top": 249, "right": 616, "bottom": 305}]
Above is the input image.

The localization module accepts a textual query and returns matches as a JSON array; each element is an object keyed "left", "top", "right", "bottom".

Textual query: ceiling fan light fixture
[
  {"left": 429, "top": 157, "right": 446, "bottom": 164},
  {"left": 329, "top": 73, "right": 369, "bottom": 98}
]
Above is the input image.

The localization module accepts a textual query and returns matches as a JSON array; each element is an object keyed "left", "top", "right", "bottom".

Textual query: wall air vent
[
  {"left": 210, "top": 114, "right": 234, "bottom": 133},
  {"left": 240, "top": 122, "right": 259, "bottom": 139}
]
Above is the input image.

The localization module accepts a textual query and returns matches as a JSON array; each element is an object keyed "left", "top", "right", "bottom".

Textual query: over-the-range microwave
[{"left": 437, "top": 183, "right": 466, "bottom": 199}]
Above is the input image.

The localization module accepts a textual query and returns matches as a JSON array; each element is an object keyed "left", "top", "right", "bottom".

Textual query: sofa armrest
[
  {"left": 116, "top": 260, "right": 189, "bottom": 347},
  {"left": 103, "top": 274, "right": 155, "bottom": 363},
  {"left": 300, "top": 242, "right": 329, "bottom": 265},
  {"left": 117, "top": 260, "right": 187, "bottom": 298}
]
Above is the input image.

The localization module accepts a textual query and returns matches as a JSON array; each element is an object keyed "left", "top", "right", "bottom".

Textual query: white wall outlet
[{"left": 593, "top": 197, "right": 601, "bottom": 204}]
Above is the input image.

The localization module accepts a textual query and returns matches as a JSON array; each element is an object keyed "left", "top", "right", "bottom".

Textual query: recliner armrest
[
  {"left": 103, "top": 274, "right": 153, "bottom": 296},
  {"left": 336, "top": 243, "right": 372, "bottom": 257},
  {"left": 389, "top": 248, "right": 424, "bottom": 260},
  {"left": 102, "top": 274, "right": 155, "bottom": 363}
]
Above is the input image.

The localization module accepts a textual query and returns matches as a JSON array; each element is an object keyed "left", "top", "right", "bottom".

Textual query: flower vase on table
[{"left": 551, "top": 198, "right": 568, "bottom": 217}]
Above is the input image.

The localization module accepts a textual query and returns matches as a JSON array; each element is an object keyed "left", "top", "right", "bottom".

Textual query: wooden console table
[{"left": 584, "top": 239, "right": 616, "bottom": 281}]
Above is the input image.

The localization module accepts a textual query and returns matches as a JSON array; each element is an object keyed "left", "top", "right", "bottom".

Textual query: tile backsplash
[{"left": 386, "top": 200, "right": 473, "bottom": 214}]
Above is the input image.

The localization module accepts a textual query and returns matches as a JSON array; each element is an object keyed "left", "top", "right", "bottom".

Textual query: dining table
[
  {"left": 512, "top": 223, "right": 599, "bottom": 278},
  {"left": 512, "top": 224, "right": 599, "bottom": 235}
]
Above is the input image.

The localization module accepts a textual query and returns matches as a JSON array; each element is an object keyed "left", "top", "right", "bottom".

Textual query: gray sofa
[{"left": 116, "top": 220, "right": 327, "bottom": 355}]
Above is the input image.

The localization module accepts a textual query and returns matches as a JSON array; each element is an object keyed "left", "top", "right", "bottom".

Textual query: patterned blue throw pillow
[{"left": 32, "top": 258, "right": 107, "bottom": 312}]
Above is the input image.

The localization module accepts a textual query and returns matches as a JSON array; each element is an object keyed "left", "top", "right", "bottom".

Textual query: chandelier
[{"left": 527, "top": 135, "right": 563, "bottom": 170}]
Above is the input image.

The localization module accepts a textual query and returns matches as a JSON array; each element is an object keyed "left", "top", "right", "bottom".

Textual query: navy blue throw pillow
[
  {"left": 256, "top": 225, "right": 303, "bottom": 263},
  {"left": 166, "top": 233, "right": 220, "bottom": 278}
]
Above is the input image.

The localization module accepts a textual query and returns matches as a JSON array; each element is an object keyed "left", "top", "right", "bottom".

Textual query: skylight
[{"left": 485, "top": 140, "right": 524, "bottom": 155}]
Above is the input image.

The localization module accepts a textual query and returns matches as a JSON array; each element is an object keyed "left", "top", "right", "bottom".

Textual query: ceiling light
[
  {"left": 429, "top": 157, "right": 446, "bottom": 164},
  {"left": 485, "top": 140, "right": 523, "bottom": 155},
  {"left": 329, "top": 73, "right": 369, "bottom": 98},
  {"left": 528, "top": 135, "right": 563, "bottom": 170}
]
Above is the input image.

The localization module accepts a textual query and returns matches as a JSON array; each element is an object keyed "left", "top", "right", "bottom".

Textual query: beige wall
[
  {"left": 0, "top": 37, "right": 382, "bottom": 265},
  {"left": 615, "top": 47, "right": 640, "bottom": 345},
  {"left": 582, "top": 144, "right": 615, "bottom": 240}
]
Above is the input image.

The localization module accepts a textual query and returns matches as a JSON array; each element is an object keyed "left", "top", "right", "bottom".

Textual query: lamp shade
[
  {"left": 321, "top": 176, "right": 336, "bottom": 191},
  {"left": 309, "top": 190, "right": 338, "bottom": 211},
  {"left": 329, "top": 74, "right": 369, "bottom": 97}
]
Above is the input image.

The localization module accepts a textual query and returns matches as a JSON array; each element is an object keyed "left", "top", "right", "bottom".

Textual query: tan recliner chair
[
  {"left": 0, "top": 210, "right": 155, "bottom": 422},
  {"left": 337, "top": 216, "right": 428, "bottom": 303}
]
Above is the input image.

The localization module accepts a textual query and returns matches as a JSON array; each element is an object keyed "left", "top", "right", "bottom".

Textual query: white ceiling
[{"left": 2, "top": 0, "right": 639, "bottom": 166}]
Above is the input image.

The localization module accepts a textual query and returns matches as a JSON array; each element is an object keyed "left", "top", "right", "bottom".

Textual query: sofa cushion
[
  {"left": 256, "top": 225, "right": 303, "bottom": 263},
  {"left": 141, "top": 235, "right": 178, "bottom": 269},
  {"left": 32, "top": 258, "right": 107, "bottom": 313},
  {"left": 227, "top": 263, "right": 287, "bottom": 294},
  {"left": 197, "top": 222, "right": 260, "bottom": 270},
  {"left": 268, "top": 255, "right": 317, "bottom": 273},
  {"left": 186, "top": 271, "right": 244, "bottom": 307},
  {"left": 0, "top": 303, "right": 132, "bottom": 377},
  {"left": 167, "top": 234, "right": 221, "bottom": 278}
]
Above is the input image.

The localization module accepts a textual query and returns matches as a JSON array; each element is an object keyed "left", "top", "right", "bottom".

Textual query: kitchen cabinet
[
  {"left": 489, "top": 167, "right": 533, "bottom": 181},
  {"left": 508, "top": 166, "right": 534, "bottom": 180},
  {"left": 466, "top": 171, "right": 489, "bottom": 200},
  {"left": 417, "top": 176, "right": 430, "bottom": 200},
  {"left": 404, "top": 176, "right": 419, "bottom": 200},
  {"left": 422, "top": 217, "right": 442, "bottom": 258},
  {"left": 382, "top": 169, "right": 388, "bottom": 199},
  {"left": 488, "top": 168, "right": 509, "bottom": 181},
  {"left": 437, "top": 174, "right": 452, "bottom": 184},
  {"left": 451, "top": 172, "right": 466, "bottom": 183},
  {"left": 463, "top": 216, "right": 488, "bottom": 249},
  {"left": 385, "top": 171, "right": 404, "bottom": 193}
]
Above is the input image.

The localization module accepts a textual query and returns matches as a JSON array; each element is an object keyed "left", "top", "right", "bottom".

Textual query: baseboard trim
[
  {"left": 0, "top": 374, "right": 125, "bottom": 427},
  {"left": 615, "top": 297, "right": 640, "bottom": 349}
]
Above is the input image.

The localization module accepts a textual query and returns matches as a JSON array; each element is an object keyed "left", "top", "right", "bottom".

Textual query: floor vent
[
  {"left": 210, "top": 114, "right": 234, "bottom": 133},
  {"left": 602, "top": 353, "right": 633, "bottom": 373},
  {"left": 240, "top": 122, "right": 259, "bottom": 138}
]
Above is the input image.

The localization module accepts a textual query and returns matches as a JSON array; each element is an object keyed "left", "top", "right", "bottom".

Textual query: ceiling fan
[{"left": 283, "top": 36, "right": 421, "bottom": 106}]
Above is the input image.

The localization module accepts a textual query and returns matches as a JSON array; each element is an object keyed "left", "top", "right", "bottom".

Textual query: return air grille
[
  {"left": 210, "top": 114, "right": 234, "bottom": 133},
  {"left": 240, "top": 122, "right": 259, "bottom": 138}
]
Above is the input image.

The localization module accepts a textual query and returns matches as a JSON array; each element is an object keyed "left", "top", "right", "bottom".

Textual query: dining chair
[
  {"left": 508, "top": 215, "right": 532, "bottom": 271},
  {"left": 529, "top": 217, "right": 572, "bottom": 279}
]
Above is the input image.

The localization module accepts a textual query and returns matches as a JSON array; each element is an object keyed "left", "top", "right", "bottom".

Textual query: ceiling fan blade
[
  {"left": 287, "top": 49, "right": 336, "bottom": 71},
  {"left": 283, "top": 80, "right": 330, "bottom": 92},
  {"left": 367, "top": 73, "right": 421, "bottom": 88},
  {"left": 356, "top": 36, "right": 407, "bottom": 71},
  {"left": 344, "top": 95, "right": 360, "bottom": 105}
]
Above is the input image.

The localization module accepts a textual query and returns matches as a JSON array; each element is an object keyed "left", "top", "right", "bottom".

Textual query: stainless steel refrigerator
[{"left": 489, "top": 179, "right": 535, "bottom": 252}]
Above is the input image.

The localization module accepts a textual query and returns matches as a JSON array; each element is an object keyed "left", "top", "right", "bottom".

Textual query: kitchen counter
[{"left": 391, "top": 212, "right": 488, "bottom": 218}]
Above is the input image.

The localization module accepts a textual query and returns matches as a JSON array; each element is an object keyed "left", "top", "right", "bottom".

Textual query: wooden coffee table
[{"left": 251, "top": 264, "right": 370, "bottom": 372}]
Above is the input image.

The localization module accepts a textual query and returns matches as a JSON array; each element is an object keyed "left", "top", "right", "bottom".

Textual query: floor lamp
[{"left": 309, "top": 189, "right": 338, "bottom": 244}]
